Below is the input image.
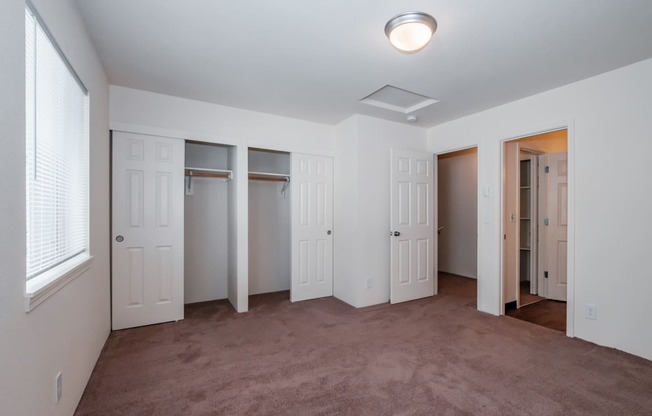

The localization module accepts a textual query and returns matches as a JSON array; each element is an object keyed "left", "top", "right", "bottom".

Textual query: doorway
[
  {"left": 436, "top": 147, "right": 478, "bottom": 307},
  {"left": 502, "top": 129, "right": 568, "bottom": 331}
]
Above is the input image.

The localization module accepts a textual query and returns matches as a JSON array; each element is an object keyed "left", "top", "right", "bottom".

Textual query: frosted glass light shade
[{"left": 385, "top": 12, "right": 437, "bottom": 53}]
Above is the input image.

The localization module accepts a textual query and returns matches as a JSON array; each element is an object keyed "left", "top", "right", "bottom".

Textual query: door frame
[
  {"left": 434, "top": 145, "right": 480, "bottom": 307},
  {"left": 499, "top": 121, "right": 576, "bottom": 337}
]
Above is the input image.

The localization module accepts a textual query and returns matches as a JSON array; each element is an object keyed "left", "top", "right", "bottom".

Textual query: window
[{"left": 25, "top": 5, "right": 91, "bottom": 306}]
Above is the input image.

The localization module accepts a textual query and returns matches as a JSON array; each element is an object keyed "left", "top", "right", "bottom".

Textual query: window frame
[{"left": 24, "top": 2, "right": 93, "bottom": 311}]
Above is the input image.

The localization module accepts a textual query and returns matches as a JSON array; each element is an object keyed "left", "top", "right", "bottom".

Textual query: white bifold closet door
[
  {"left": 112, "top": 131, "right": 185, "bottom": 330},
  {"left": 290, "top": 153, "right": 334, "bottom": 302}
]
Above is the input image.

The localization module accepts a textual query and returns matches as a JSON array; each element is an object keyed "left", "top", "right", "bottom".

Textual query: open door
[
  {"left": 290, "top": 153, "right": 334, "bottom": 302},
  {"left": 390, "top": 149, "right": 434, "bottom": 304},
  {"left": 112, "top": 132, "right": 185, "bottom": 330},
  {"left": 540, "top": 153, "right": 568, "bottom": 301}
]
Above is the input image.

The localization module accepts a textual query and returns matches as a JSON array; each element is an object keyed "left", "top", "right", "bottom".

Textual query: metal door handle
[
  {"left": 327, "top": 230, "right": 332, "bottom": 235},
  {"left": 393, "top": 231, "right": 400, "bottom": 237},
  {"left": 115, "top": 235, "right": 124, "bottom": 242}
]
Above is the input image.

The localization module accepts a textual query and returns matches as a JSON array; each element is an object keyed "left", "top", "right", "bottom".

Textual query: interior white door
[
  {"left": 540, "top": 153, "right": 568, "bottom": 301},
  {"left": 390, "top": 149, "right": 434, "bottom": 304},
  {"left": 290, "top": 153, "right": 333, "bottom": 302},
  {"left": 112, "top": 131, "right": 185, "bottom": 330}
]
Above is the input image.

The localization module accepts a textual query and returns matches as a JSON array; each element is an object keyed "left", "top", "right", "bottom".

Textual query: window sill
[{"left": 25, "top": 254, "right": 94, "bottom": 312}]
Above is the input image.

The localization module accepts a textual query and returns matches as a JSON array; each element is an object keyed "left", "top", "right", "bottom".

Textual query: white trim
[
  {"left": 432, "top": 154, "right": 438, "bottom": 296},
  {"left": 109, "top": 122, "right": 335, "bottom": 158},
  {"left": 565, "top": 120, "right": 576, "bottom": 338},
  {"left": 476, "top": 144, "right": 488, "bottom": 314},
  {"left": 359, "top": 97, "right": 438, "bottom": 114},
  {"left": 25, "top": 254, "right": 94, "bottom": 312},
  {"left": 110, "top": 122, "right": 238, "bottom": 146}
]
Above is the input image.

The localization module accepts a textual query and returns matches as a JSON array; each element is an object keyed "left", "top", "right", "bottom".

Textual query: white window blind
[{"left": 25, "top": 6, "right": 90, "bottom": 281}]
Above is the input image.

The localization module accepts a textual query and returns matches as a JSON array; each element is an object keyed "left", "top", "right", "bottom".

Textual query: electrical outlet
[
  {"left": 585, "top": 304, "right": 597, "bottom": 320},
  {"left": 55, "top": 372, "right": 62, "bottom": 403},
  {"left": 365, "top": 278, "right": 373, "bottom": 289}
]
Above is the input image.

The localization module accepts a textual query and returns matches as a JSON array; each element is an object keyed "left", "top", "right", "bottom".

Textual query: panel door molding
[
  {"left": 112, "top": 131, "right": 184, "bottom": 330},
  {"left": 390, "top": 148, "right": 435, "bottom": 304}
]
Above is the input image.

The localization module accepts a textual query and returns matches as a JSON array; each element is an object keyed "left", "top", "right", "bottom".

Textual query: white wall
[
  {"left": 437, "top": 148, "right": 478, "bottom": 279},
  {"left": 184, "top": 143, "right": 230, "bottom": 303},
  {"left": 428, "top": 58, "right": 652, "bottom": 361},
  {"left": 110, "top": 86, "right": 334, "bottom": 155},
  {"left": 110, "top": 86, "right": 334, "bottom": 312},
  {"left": 248, "top": 150, "right": 291, "bottom": 295},
  {"left": 333, "top": 116, "right": 361, "bottom": 307},
  {"left": 334, "top": 115, "right": 428, "bottom": 307},
  {"left": 0, "top": 1, "right": 110, "bottom": 415}
]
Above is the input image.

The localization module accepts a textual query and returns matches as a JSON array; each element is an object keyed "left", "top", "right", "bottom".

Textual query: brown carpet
[{"left": 75, "top": 275, "right": 652, "bottom": 415}]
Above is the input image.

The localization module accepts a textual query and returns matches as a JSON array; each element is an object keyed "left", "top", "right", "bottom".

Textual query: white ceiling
[{"left": 74, "top": 0, "right": 652, "bottom": 127}]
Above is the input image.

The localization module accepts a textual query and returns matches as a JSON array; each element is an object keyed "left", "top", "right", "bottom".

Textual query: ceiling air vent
[{"left": 359, "top": 85, "right": 438, "bottom": 114}]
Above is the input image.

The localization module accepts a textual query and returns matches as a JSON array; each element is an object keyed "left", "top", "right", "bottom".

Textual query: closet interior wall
[
  {"left": 184, "top": 141, "right": 233, "bottom": 304},
  {"left": 248, "top": 149, "right": 291, "bottom": 295}
]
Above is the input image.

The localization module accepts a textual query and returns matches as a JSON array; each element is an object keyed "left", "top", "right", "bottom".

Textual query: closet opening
[
  {"left": 248, "top": 148, "right": 291, "bottom": 304},
  {"left": 184, "top": 141, "right": 237, "bottom": 308},
  {"left": 502, "top": 129, "right": 568, "bottom": 332},
  {"left": 436, "top": 147, "right": 478, "bottom": 307}
]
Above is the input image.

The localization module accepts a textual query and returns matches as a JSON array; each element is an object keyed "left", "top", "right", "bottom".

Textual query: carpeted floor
[{"left": 75, "top": 275, "right": 652, "bottom": 415}]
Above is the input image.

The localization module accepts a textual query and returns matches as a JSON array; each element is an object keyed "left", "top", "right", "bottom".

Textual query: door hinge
[
  {"left": 544, "top": 166, "right": 550, "bottom": 173},
  {"left": 544, "top": 218, "right": 549, "bottom": 226},
  {"left": 544, "top": 271, "right": 549, "bottom": 278}
]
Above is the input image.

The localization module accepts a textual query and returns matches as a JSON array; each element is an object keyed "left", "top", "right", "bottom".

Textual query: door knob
[
  {"left": 327, "top": 230, "right": 332, "bottom": 235},
  {"left": 393, "top": 231, "right": 400, "bottom": 237},
  {"left": 115, "top": 235, "right": 124, "bottom": 242}
]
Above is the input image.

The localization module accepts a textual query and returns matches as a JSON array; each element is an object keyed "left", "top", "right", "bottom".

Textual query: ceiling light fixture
[{"left": 385, "top": 11, "right": 437, "bottom": 53}]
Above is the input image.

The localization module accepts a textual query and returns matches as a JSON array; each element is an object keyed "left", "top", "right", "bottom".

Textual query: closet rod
[
  {"left": 248, "top": 171, "right": 290, "bottom": 182},
  {"left": 185, "top": 167, "right": 232, "bottom": 180}
]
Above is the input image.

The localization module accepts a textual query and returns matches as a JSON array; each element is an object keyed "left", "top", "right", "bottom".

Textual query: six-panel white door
[
  {"left": 290, "top": 153, "right": 333, "bottom": 302},
  {"left": 540, "top": 153, "right": 568, "bottom": 301},
  {"left": 112, "top": 131, "right": 185, "bottom": 330},
  {"left": 390, "top": 149, "right": 434, "bottom": 304}
]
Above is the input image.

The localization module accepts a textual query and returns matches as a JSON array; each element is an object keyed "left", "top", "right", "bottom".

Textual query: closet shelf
[
  {"left": 248, "top": 171, "right": 290, "bottom": 182},
  {"left": 185, "top": 167, "right": 232, "bottom": 180}
]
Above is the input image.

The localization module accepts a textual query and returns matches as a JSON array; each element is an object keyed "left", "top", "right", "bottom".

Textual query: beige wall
[{"left": 518, "top": 129, "right": 568, "bottom": 153}]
